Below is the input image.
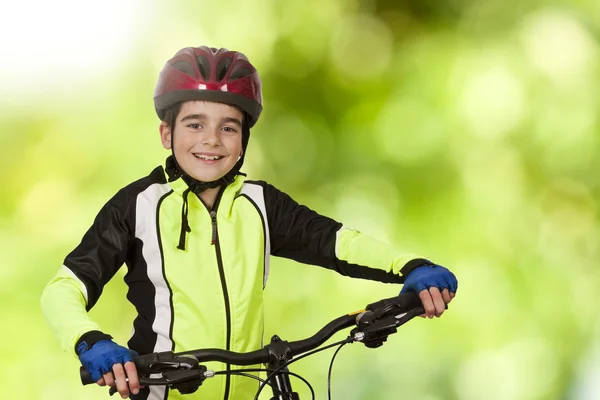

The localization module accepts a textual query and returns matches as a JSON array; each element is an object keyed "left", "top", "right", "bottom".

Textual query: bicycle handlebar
[{"left": 80, "top": 292, "right": 427, "bottom": 389}]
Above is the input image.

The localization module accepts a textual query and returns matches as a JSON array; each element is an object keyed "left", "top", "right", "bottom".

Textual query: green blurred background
[{"left": 2, "top": 0, "right": 600, "bottom": 398}]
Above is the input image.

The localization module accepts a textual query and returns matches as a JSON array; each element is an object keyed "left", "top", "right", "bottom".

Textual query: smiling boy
[
  {"left": 41, "top": 46, "right": 457, "bottom": 400},
  {"left": 161, "top": 101, "right": 244, "bottom": 209}
]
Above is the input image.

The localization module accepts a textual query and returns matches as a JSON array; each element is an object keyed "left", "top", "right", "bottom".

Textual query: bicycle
[{"left": 80, "top": 292, "right": 434, "bottom": 399}]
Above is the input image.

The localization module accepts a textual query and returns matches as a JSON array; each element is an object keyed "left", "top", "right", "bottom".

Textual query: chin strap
[
  {"left": 165, "top": 155, "right": 238, "bottom": 193},
  {"left": 165, "top": 115, "right": 251, "bottom": 251},
  {"left": 166, "top": 155, "right": 244, "bottom": 251}
]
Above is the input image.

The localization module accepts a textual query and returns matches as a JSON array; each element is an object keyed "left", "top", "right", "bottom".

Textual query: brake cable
[
  {"left": 214, "top": 368, "right": 315, "bottom": 400},
  {"left": 327, "top": 341, "right": 350, "bottom": 400},
  {"left": 253, "top": 337, "right": 355, "bottom": 400}
]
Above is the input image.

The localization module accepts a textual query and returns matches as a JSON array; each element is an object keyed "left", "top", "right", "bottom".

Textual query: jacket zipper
[{"left": 206, "top": 190, "right": 232, "bottom": 400}]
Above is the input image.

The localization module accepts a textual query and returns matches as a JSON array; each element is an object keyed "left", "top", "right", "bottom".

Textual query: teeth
[{"left": 195, "top": 154, "right": 222, "bottom": 160}]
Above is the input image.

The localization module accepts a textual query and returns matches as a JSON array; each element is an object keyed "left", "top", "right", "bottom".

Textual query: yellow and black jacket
[{"left": 41, "top": 164, "right": 430, "bottom": 400}]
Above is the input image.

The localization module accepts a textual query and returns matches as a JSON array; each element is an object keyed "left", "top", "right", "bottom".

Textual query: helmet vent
[
  {"left": 195, "top": 56, "right": 211, "bottom": 80},
  {"left": 229, "top": 66, "right": 252, "bottom": 80},
  {"left": 154, "top": 46, "right": 263, "bottom": 126},
  {"left": 171, "top": 60, "right": 194, "bottom": 77},
  {"left": 216, "top": 57, "right": 233, "bottom": 81}
]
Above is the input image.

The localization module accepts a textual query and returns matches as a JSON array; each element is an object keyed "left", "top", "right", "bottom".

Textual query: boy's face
[{"left": 160, "top": 101, "right": 244, "bottom": 183}]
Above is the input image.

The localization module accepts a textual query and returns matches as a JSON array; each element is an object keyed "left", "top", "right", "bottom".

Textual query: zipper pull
[{"left": 210, "top": 210, "right": 217, "bottom": 245}]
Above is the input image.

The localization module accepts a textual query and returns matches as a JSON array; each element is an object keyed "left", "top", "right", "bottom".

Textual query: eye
[
  {"left": 221, "top": 126, "right": 238, "bottom": 133},
  {"left": 187, "top": 123, "right": 202, "bottom": 129}
]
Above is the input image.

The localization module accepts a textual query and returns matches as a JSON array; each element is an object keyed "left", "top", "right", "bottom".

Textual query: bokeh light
[{"left": 2, "top": 0, "right": 599, "bottom": 399}]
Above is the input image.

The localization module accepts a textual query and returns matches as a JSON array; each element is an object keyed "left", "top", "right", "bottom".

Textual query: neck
[{"left": 198, "top": 186, "right": 221, "bottom": 210}]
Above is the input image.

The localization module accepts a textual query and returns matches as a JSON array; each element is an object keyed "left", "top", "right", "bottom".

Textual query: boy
[{"left": 41, "top": 46, "right": 457, "bottom": 400}]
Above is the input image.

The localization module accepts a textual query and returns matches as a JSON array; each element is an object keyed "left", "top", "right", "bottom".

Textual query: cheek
[
  {"left": 171, "top": 139, "right": 192, "bottom": 163},
  {"left": 173, "top": 132, "right": 194, "bottom": 152},
  {"left": 225, "top": 136, "right": 243, "bottom": 155}
]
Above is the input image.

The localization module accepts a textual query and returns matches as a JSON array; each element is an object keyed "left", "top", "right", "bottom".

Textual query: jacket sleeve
[
  {"left": 262, "top": 182, "right": 432, "bottom": 284},
  {"left": 41, "top": 189, "right": 134, "bottom": 355}
]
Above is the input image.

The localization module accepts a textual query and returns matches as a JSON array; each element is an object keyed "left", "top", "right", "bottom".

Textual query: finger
[
  {"left": 96, "top": 377, "right": 106, "bottom": 386},
  {"left": 103, "top": 371, "right": 115, "bottom": 388},
  {"left": 112, "top": 363, "right": 130, "bottom": 398},
  {"left": 450, "top": 291, "right": 456, "bottom": 299},
  {"left": 428, "top": 287, "right": 446, "bottom": 317},
  {"left": 441, "top": 288, "right": 452, "bottom": 304},
  {"left": 124, "top": 361, "right": 140, "bottom": 395},
  {"left": 419, "top": 290, "right": 435, "bottom": 318}
]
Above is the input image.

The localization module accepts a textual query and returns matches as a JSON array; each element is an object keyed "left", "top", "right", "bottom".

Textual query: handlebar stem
[
  {"left": 267, "top": 335, "right": 292, "bottom": 366},
  {"left": 266, "top": 335, "right": 300, "bottom": 400}
]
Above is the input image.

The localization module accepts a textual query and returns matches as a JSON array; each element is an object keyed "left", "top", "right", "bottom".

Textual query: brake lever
[
  {"left": 366, "top": 293, "right": 423, "bottom": 318},
  {"left": 149, "top": 354, "right": 198, "bottom": 371},
  {"left": 352, "top": 303, "right": 435, "bottom": 348},
  {"left": 393, "top": 306, "right": 426, "bottom": 326},
  {"left": 351, "top": 312, "right": 398, "bottom": 348},
  {"left": 107, "top": 354, "right": 206, "bottom": 396}
]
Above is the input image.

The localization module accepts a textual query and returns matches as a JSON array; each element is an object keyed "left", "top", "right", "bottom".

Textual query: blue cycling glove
[
  {"left": 400, "top": 264, "right": 458, "bottom": 294},
  {"left": 76, "top": 331, "right": 137, "bottom": 382}
]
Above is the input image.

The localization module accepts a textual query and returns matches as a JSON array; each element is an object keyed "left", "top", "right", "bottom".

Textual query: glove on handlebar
[
  {"left": 400, "top": 264, "right": 458, "bottom": 295},
  {"left": 77, "top": 331, "right": 138, "bottom": 382}
]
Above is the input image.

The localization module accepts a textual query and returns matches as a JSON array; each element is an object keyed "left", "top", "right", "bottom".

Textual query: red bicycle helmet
[{"left": 154, "top": 46, "right": 263, "bottom": 127}]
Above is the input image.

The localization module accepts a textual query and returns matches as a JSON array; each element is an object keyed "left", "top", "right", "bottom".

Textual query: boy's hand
[
  {"left": 96, "top": 359, "right": 140, "bottom": 399},
  {"left": 78, "top": 339, "right": 140, "bottom": 398},
  {"left": 400, "top": 264, "right": 458, "bottom": 318}
]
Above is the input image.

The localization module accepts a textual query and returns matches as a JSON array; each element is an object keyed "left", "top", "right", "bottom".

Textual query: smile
[{"left": 193, "top": 154, "right": 225, "bottom": 160}]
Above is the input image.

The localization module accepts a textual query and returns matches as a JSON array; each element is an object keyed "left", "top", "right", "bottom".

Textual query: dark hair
[{"left": 163, "top": 102, "right": 184, "bottom": 129}]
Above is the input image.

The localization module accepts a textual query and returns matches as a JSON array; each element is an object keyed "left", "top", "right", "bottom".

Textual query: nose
[{"left": 201, "top": 125, "right": 220, "bottom": 147}]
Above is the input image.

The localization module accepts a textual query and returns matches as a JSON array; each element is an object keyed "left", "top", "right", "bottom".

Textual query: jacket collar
[{"left": 163, "top": 167, "right": 246, "bottom": 213}]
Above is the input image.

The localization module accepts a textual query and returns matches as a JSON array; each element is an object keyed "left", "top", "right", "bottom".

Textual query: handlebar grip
[
  {"left": 366, "top": 292, "right": 421, "bottom": 312},
  {"left": 80, "top": 366, "right": 94, "bottom": 385}
]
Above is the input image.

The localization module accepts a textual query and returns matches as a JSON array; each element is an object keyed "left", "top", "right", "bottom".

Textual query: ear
[{"left": 159, "top": 121, "right": 172, "bottom": 150}]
